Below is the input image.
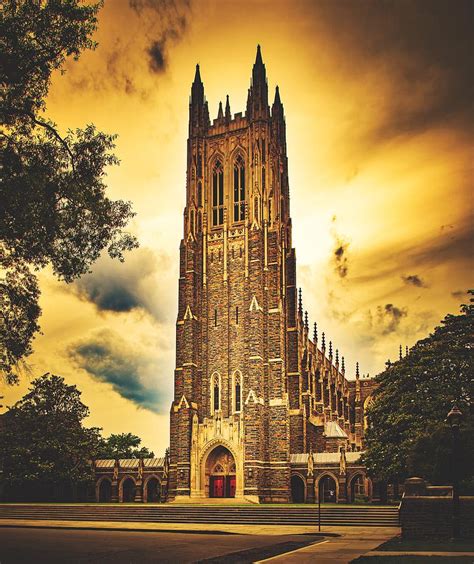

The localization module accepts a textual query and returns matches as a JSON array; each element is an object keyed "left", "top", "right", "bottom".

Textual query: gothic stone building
[{"left": 167, "top": 46, "right": 377, "bottom": 504}]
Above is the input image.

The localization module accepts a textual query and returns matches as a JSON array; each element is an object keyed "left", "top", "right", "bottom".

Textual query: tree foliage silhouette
[
  {"left": 364, "top": 292, "right": 473, "bottom": 493},
  {"left": 1, "top": 0, "right": 138, "bottom": 383}
]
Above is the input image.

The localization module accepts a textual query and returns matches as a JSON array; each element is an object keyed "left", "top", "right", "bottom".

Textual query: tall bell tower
[{"left": 169, "top": 46, "right": 297, "bottom": 502}]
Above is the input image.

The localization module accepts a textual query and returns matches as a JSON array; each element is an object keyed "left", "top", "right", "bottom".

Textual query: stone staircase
[{"left": 0, "top": 504, "right": 399, "bottom": 527}]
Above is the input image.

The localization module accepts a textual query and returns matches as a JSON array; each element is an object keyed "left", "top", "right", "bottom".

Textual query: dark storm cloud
[
  {"left": 73, "top": 247, "right": 174, "bottom": 321},
  {"left": 330, "top": 216, "right": 350, "bottom": 278},
  {"left": 129, "top": 0, "right": 190, "bottom": 74},
  {"left": 351, "top": 221, "right": 474, "bottom": 286},
  {"left": 377, "top": 303, "right": 408, "bottom": 334},
  {"left": 68, "top": 329, "right": 166, "bottom": 413},
  {"left": 334, "top": 242, "right": 349, "bottom": 278},
  {"left": 451, "top": 290, "right": 468, "bottom": 300},
  {"left": 312, "top": 0, "right": 473, "bottom": 140},
  {"left": 402, "top": 274, "right": 427, "bottom": 288}
]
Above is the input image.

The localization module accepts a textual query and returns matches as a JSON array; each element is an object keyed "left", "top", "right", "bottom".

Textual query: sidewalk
[
  {"left": 0, "top": 518, "right": 329, "bottom": 536},
  {"left": 254, "top": 527, "right": 399, "bottom": 563}
]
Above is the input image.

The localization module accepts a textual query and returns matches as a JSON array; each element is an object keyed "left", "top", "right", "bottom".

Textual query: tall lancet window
[
  {"left": 232, "top": 371, "right": 242, "bottom": 413},
  {"left": 212, "top": 160, "right": 224, "bottom": 226},
  {"left": 233, "top": 155, "right": 245, "bottom": 222},
  {"left": 211, "top": 372, "right": 221, "bottom": 414}
]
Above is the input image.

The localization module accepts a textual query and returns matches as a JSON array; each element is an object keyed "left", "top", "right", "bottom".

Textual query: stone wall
[{"left": 400, "top": 478, "right": 474, "bottom": 539}]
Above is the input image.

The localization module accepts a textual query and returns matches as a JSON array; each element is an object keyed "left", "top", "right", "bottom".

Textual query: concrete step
[{"left": 0, "top": 504, "right": 399, "bottom": 527}]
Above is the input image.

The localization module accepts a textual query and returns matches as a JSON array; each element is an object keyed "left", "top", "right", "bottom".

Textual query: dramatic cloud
[
  {"left": 130, "top": 0, "right": 190, "bottom": 74},
  {"left": 311, "top": 0, "right": 473, "bottom": 141},
  {"left": 350, "top": 221, "right": 474, "bottom": 287},
  {"left": 451, "top": 290, "right": 468, "bottom": 300},
  {"left": 62, "top": 0, "right": 192, "bottom": 95},
  {"left": 376, "top": 304, "right": 408, "bottom": 335},
  {"left": 68, "top": 329, "right": 171, "bottom": 414},
  {"left": 330, "top": 216, "right": 350, "bottom": 279},
  {"left": 73, "top": 247, "right": 175, "bottom": 322},
  {"left": 402, "top": 274, "right": 427, "bottom": 288}
]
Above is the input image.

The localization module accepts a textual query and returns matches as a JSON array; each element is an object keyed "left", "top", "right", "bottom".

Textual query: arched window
[
  {"left": 212, "top": 160, "right": 224, "bottom": 226},
  {"left": 233, "top": 155, "right": 245, "bottom": 222},
  {"left": 214, "top": 381, "right": 220, "bottom": 412},
  {"left": 211, "top": 373, "right": 221, "bottom": 414},
  {"left": 233, "top": 371, "right": 242, "bottom": 413}
]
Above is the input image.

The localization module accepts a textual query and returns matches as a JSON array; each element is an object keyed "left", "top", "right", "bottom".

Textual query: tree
[
  {"left": 363, "top": 292, "right": 473, "bottom": 493},
  {"left": 0, "top": 373, "right": 102, "bottom": 501},
  {"left": 98, "top": 433, "right": 154, "bottom": 460},
  {"left": 1, "top": 0, "right": 138, "bottom": 383}
]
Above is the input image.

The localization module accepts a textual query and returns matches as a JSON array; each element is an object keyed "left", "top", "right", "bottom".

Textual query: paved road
[{"left": 0, "top": 527, "right": 323, "bottom": 563}]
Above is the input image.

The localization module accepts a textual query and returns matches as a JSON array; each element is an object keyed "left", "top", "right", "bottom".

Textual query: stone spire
[
  {"left": 356, "top": 362, "right": 360, "bottom": 379},
  {"left": 298, "top": 288, "right": 303, "bottom": 315},
  {"left": 247, "top": 44, "right": 269, "bottom": 120},
  {"left": 399, "top": 344, "right": 403, "bottom": 360},
  {"left": 189, "top": 63, "right": 209, "bottom": 135},
  {"left": 313, "top": 322, "right": 318, "bottom": 344},
  {"left": 217, "top": 100, "right": 223, "bottom": 120},
  {"left": 225, "top": 94, "right": 231, "bottom": 122},
  {"left": 341, "top": 356, "right": 345, "bottom": 374},
  {"left": 272, "top": 85, "right": 283, "bottom": 119},
  {"left": 329, "top": 340, "right": 333, "bottom": 360},
  {"left": 322, "top": 332, "right": 326, "bottom": 351},
  {"left": 304, "top": 311, "right": 309, "bottom": 331}
]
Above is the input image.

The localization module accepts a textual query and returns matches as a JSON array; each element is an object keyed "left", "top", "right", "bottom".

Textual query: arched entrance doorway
[
  {"left": 350, "top": 474, "right": 365, "bottom": 502},
  {"left": 98, "top": 478, "right": 112, "bottom": 502},
  {"left": 121, "top": 478, "right": 136, "bottom": 502},
  {"left": 291, "top": 475, "right": 305, "bottom": 503},
  {"left": 145, "top": 477, "right": 161, "bottom": 503},
  {"left": 319, "top": 475, "right": 337, "bottom": 503},
  {"left": 205, "top": 445, "right": 236, "bottom": 498}
]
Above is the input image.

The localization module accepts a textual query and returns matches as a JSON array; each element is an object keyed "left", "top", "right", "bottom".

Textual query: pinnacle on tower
[
  {"left": 217, "top": 101, "right": 223, "bottom": 120},
  {"left": 298, "top": 288, "right": 303, "bottom": 315},
  {"left": 329, "top": 341, "right": 333, "bottom": 359},
  {"left": 304, "top": 311, "right": 309, "bottom": 330},
  {"left": 247, "top": 44, "right": 269, "bottom": 120},
  {"left": 341, "top": 356, "right": 345, "bottom": 373},
  {"left": 335, "top": 349, "right": 339, "bottom": 366},
  {"left": 322, "top": 332, "right": 326, "bottom": 350},
  {"left": 313, "top": 322, "right": 318, "bottom": 343},
  {"left": 406, "top": 345, "right": 409, "bottom": 356},
  {"left": 189, "top": 63, "right": 208, "bottom": 134},
  {"left": 356, "top": 362, "right": 360, "bottom": 379},
  {"left": 225, "top": 95, "right": 231, "bottom": 121},
  {"left": 399, "top": 344, "right": 403, "bottom": 360},
  {"left": 191, "top": 64, "right": 204, "bottom": 105}
]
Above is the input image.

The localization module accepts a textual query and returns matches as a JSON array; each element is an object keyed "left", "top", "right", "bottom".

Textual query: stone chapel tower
[
  {"left": 168, "top": 46, "right": 375, "bottom": 503},
  {"left": 169, "top": 46, "right": 293, "bottom": 503}
]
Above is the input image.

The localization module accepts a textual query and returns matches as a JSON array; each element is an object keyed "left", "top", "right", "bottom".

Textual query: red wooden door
[
  {"left": 229, "top": 476, "right": 236, "bottom": 498},
  {"left": 212, "top": 476, "right": 225, "bottom": 498}
]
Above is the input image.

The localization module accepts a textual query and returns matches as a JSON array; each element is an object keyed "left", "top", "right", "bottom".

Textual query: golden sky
[{"left": 2, "top": 0, "right": 473, "bottom": 455}]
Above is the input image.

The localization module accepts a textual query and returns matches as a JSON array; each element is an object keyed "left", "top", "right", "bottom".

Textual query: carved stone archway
[{"left": 203, "top": 445, "right": 237, "bottom": 498}]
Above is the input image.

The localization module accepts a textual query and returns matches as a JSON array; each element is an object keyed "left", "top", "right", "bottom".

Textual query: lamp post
[{"left": 447, "top": 405, "right": 463, "bottom": 539}]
